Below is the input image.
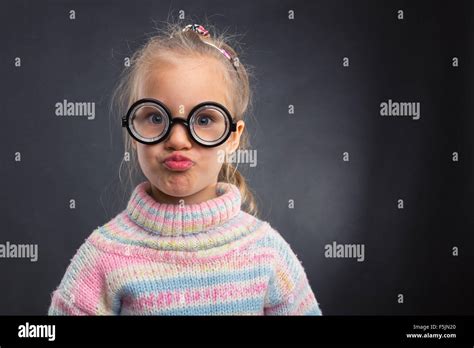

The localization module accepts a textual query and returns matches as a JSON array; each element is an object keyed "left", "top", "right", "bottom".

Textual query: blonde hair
[{"left": 110, "top": 19, "right": 259, "bottom": 217}]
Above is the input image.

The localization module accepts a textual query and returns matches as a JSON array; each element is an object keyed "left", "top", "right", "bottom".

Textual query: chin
[
  {"left": 164, "top": 187, "right": 194, "bottom": 198},
  {"left": 160, "top": 176, "right": 195, "bottom": 197}
]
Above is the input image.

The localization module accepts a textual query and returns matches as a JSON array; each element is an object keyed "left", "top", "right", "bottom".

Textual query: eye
[
  {"left": 148, "top": 113, "right": 164, "bottom": 124},
  {"left": 195, "top": 114, "right": 214, "bottom": 126}
]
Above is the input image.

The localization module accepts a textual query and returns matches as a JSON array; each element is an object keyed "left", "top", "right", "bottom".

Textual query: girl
[{"left": 48, "top": 23, "right": 323, "bottom": 315}]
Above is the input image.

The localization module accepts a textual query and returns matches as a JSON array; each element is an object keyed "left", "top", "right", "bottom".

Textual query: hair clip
[
  {"left": 182, "top": 24, "right": 240, "bottom": 70},
  {"left": 182, "top": 24, "right": 210, "bottom": 37}
]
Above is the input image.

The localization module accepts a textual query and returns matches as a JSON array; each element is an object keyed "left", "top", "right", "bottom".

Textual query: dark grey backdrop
[{"left": 1, "top": 0, "right": 473, "bottom": 315}]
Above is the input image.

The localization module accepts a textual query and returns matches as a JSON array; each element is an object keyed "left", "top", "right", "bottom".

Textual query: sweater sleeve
[
  {"left": 48, "top": 240, "right": 118, "bottom": 315},
  {"left": 264, "top": 230, "right": 323, "bottom": 315}
]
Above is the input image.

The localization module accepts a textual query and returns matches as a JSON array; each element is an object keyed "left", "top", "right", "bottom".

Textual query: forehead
[{"left": 139, "top": 56, "right": 232, "bottom": 113}]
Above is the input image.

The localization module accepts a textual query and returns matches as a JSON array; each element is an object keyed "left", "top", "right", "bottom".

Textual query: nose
[{"left": 163, "top": 120, "right": 192, "bottom": 150}]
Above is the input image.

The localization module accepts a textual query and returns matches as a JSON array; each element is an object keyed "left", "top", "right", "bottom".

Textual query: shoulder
[
  {"left": 66, "top": 230, "right": 104, "bottom": 266},
  {"left": 245, "top": 214, "right": 295, "bottom": 252},
  {"left": 243, "top": 214, "right": 305, "bottom": 269},
  {"left": 84, "top": 210, "right": 132, "bottom": 255}
]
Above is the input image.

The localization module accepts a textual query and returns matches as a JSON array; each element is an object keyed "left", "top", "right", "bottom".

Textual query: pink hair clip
[
  {"left": 182, "top": 24, "right": 240, "bottom": 71},
  {"left": 183, "top": 24, "right": 210, "bottom": 37}
]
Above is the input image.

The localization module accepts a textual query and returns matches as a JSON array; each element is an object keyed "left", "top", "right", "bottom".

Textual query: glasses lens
[
  {"left": 130, "top": 103, "right": 169, "bottom": 141},
  {"left": 190, "top": 106, "right": 229, "bottom": 145}
]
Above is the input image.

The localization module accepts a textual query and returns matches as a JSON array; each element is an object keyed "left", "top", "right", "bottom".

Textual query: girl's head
[{"left": 112, "top": 21, "right": 258, "bottom": 216}]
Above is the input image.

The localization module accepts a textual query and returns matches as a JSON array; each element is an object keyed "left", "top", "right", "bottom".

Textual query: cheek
[
  {"left": 136, "top": 145, "right": 161, "bottom": 169},
  {"left": 187, "top": 148, "right": 225, "bottom": 180},
  {"left": 202, "top": 147, "right": 226, "bottom": 169}
]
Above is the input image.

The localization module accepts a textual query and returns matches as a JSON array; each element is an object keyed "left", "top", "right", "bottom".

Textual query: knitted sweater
[{"left": 48, "top": 181, "right": 322, "bottom": 315}]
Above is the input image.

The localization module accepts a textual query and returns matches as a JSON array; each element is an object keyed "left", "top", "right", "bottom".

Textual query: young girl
[{"left": 48, "top": 23, "right": 323, "bottom": 315}]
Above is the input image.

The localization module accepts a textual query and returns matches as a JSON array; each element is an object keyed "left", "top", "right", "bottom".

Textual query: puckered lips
[{"left": 162, "top": 153, "right": 195, "bottom": 171}]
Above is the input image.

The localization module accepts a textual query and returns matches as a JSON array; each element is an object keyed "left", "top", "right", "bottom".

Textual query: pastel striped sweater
[{"left": 48, "top": 181, "right": 322, "bottom": 315}]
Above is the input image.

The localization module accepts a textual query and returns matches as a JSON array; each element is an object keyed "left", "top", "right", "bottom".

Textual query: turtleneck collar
[
  {"left": 89, "top": 180, "right": 269, "bottom": 256},
  {"left": 126, "top": 181, "right": 242, "bottom": 237}
]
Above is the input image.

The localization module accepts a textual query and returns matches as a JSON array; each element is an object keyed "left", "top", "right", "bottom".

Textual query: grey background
[{"left": 0, "top": 0, "right": 473, "bottom": 315}]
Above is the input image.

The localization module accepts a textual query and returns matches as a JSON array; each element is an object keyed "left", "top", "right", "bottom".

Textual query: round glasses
[{"left": 122, "top": 98, "right": 237, "bottom": 147}]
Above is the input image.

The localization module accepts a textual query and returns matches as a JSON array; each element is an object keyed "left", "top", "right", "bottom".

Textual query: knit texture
[{"left": 48, "top": 181, "right": 323, "bottom": 315}]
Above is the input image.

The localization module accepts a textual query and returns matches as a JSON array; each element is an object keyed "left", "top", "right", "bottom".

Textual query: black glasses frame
[{"left": 122, "top": 98, "right": 237, "bottom": 147}]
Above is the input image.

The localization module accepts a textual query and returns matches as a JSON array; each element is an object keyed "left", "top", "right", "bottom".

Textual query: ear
[{"left": 226, "top": 120, "right": 245, "bottom": 154}]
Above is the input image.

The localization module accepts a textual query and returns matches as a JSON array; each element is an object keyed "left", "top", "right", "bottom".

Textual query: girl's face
[{"left": 132, "top": 56, "right": 245, "bottom": 204}]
